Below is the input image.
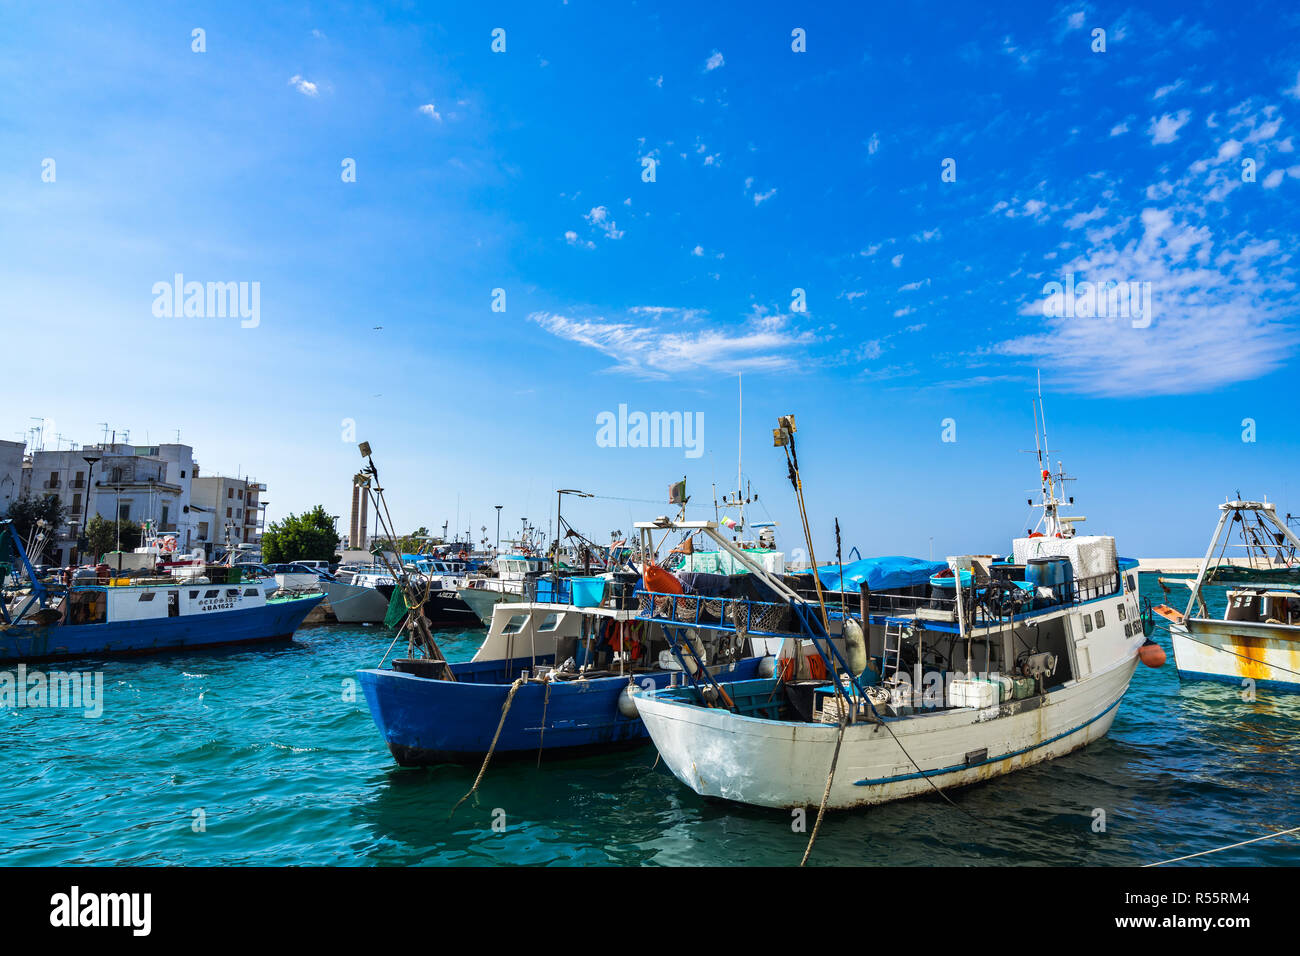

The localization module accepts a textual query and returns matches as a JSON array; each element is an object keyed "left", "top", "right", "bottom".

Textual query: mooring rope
[
  {"left": 800, "top": 716, "right": 846, "bottom": 867},
  {"left": 1145, "top": 825, "right": 1300, "bottom": 866},
  {"left": 449, "top": 676, "right": 525, "bottom": 819},
  {"left": 536, "top": 676, "right": 552, "bottom": 768}
]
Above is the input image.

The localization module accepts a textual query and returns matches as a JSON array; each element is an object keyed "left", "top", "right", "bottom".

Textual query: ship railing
[{"left": 634, "top": 588, "right": 808, "bottom": 637}]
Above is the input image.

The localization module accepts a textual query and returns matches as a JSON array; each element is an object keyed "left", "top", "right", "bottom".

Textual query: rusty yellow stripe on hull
[{"left": 1171, "top": 618, "right": 1300, "bottom": 690}]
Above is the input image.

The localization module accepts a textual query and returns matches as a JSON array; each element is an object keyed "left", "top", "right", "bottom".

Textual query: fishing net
[{"left": 383, "top": 587, "right": 409, "bottom": 630}]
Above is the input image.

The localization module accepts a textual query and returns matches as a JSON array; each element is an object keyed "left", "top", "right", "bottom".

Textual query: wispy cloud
[
  {"left": 1148, "top": 109, "right": 1191, "bottom": 144},
  {"left": 704, "top": 50, "right": 724, "bottom": 72},
  {"left": 418, "top": 102, "right": 442, "bottom": 122},
  {"left": 288, "top": 75, "right": 319, "bottom": 97},
  {"left": 529, "top": 307, "right": 818, "bottom": 378}
]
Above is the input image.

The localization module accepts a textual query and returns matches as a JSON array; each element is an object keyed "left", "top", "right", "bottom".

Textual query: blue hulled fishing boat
[
  {"left": 0, "top": 519, "right": 322, "bottom": 663},
  {"left": 357, "top": 594, "right": 768, "bottom": 765}
]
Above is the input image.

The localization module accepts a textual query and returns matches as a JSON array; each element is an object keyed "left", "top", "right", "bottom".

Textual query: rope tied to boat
[
  {"left": 449, "top": 676, "right": 526, "bottom": 819},
  {"left": 800, "top": 714, "right": 846, "bottom": 867}
]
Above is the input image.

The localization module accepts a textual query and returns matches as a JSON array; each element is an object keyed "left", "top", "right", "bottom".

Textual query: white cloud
[
  {"left": 867, "top": 133, "right": 880, "bottom": 155},
  {"left": 529, "top": 308, "right": 817, "bottom": 379},
  {"left": 1000, "top": 204, "right": 1298, "bottom": 396},
  {"left": 1284, "top": 70, "right": 1300, "bottom": 101},
  {"left": 1148, "top": 110, "right": 1191, "bottom": 144},
  {"left": 1110, "top": 121, "right": 1130, "bottom": 137},
  {"left": 1263, "top": 169, "right": 1285, "bottom": 188},
  {"left": 752, "top": 188, "right": 777, "bottom": 205},
  {"left": 691, "top": 245, "right": 704, "bottom": 256},
  {"left": 564, "top": 231, "right": 595, "bottom": 250},
  {"left": 288, "top": 75, "right": 319, "bottom": 97},
  {"left": 584, "top": 205, "right": 624, "bottom": 239},
  {"left": 890, "top": 254, "right": 904, "bottom": 268},
  {"left": 418, "top": 103, "right": 442, "bottom": 122},
  {"left": 705, "top": 50, "right": 724, "bottom": 71},
  {"left": 1153, "top": 80, "right": 1183, "bottom": 100},
  {"left": 898, "top": 278, "right": 930, "bottom": 292},
  {"left": 1064, "top": 205, "right": 1105, "bottom": 229}
]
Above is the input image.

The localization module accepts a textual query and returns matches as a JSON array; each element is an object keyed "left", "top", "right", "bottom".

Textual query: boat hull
[
  {"left": 632, "top": 655, "right": 1138, "bottom": 809},
  {"left": 323, "top": 580, "right": 391, "bottom": 624},
  {"left": 0, "top": 594, "right": 323, "bottom": 663},
  {"left": 1170, "top": 618, "right": 1300, "bottom": 692},
  {"left": 357, "top": 655, "right": 764, "bottom": 766}
]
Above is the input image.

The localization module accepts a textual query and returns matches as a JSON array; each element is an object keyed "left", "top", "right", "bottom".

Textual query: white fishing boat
[
  {"left": 324, "top": 565, "right": 396, "bottom": 624},
  {"left": 631, "top": 407, "right": 1162, "bottom": 812},
  {"left": 1153, "top": 499, "right": 1300, "bottom": 692}
]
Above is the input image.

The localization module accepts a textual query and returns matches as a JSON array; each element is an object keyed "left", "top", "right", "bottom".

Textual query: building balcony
[
  {"left": 42, "top": 479, "right": 61, "bottom": 489},
  {"left": 68, "top": 478, "right": 87, "bottom": 489}
]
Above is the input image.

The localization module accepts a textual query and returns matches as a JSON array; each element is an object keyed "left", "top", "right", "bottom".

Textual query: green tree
[
  {"left": 262, "top": 505, "right": 339, "bottom": 563},
  {"left": 86, "top": 513, "right": 141, "bottom": 562},
  {"left": 4, "top": 492, "right": 68, "bottom": 545}
]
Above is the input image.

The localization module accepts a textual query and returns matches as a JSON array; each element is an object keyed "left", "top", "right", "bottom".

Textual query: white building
[
  {"left": 23, "top": 442, "right": 199, "bottom": 565},
  {"left": 0, "top": 440, "right": 24, "bottom": 516},
  {"left": 191, "top": 475, "right": 266, "bottom": 558}
]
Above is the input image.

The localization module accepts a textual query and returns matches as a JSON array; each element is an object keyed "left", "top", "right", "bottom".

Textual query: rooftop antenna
[{"left": 98, "top": 423, "right": 109, "bottom": 446}]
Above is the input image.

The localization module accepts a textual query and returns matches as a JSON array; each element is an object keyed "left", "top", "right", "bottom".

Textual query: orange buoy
[
  {"left": 1139, "top": 640, "right": 1166, "bottom": 668},
  {"left": 643, "top": 564, "right": 683, "bottom": 595}
]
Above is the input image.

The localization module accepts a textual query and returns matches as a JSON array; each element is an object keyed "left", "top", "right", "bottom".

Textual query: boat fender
[
  {"left": 757, "top": 655, "right": 776, "bottom": 679},
  {"left": 1138, "top": 639, "right": 1166, "bottom": 668},
  {"left": 843, "top": 617, "right": 867, "bottom": 678},
  {"left": 617, "top": 685, "right": 640, "bottom": 718},
  {"left": 682, "top": 628, "right": 705, "bottom": 673}
]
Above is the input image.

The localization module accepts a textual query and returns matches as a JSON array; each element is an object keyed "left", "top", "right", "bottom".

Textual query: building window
[
  {"left": 238, "top": 489, "right": 243, "bottom": 500},
  {"left": 228, "top": 488, "right": 234, "bottom": 499},
  {"left": 198, "top": 522, "right": 209, "bottom": 538},
  {"left": 119, "top": 503, "right": 131, "bottom": 521},
  {"left": 227, "top": 507, "right": 232, "bottom": 518}
]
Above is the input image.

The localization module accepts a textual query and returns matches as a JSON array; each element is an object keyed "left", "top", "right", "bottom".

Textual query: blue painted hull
[
  {"left": 358, "top": 655, "right": 764, "bottom": 766},
  {"left": 0, "top": 595, "right": 323, "bottom": 663},
  {"left": 1177, "top": 668, "right": 1300, "bottom": 694}
]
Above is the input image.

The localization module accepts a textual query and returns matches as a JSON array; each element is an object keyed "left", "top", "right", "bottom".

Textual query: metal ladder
[{"left": 881, "top": 621, "right": 906, "bottom": 685}]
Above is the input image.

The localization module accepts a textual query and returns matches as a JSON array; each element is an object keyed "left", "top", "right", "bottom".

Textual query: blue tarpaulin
[{"left": 799, "top": 555, "right": 948, "bottom": 593}]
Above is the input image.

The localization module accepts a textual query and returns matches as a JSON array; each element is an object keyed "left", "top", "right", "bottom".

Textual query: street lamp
[
  {"left": 79, "top": 452, "right": 101, "bottom": 565},
  {"left": 494, "top": 505, "right": 503, "bottom": 553}
]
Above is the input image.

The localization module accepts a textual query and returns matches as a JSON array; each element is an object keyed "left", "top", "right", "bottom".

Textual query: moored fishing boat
[
  {"left": 631, "top": 408, "right": 1159, "bottom": 815},
  {"left": 357, "top": 589, "right": 768, "bottom": 766},
  {"left": 0, "top": 519, "right": 322, "bottom": 663},
  {"left": 1153, "top": 499, "right": 1300, "bottom": 692}
]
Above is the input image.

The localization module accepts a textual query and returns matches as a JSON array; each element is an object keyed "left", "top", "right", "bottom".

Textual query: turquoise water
[{"left": 2, "top": 576, "right": 1296, "bottom": 867}]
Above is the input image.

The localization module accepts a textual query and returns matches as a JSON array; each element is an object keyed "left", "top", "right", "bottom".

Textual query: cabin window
[
  {"left": 1117, "top": 604, "right": 1126, "bottom": 620},
  {"left": 502, "top": 614, "right": 528, "bottom": 635},
  {"left": 189, "top": 590, "right": 199, "bottom": 599},
  {"left": 204, "top": 590, "right": 219, "bottom": 599},
  {"left": 1124, "top": 623, "right": 1133, "bottom": 637},
  {"left": 243, "top": 588, "right": 258, "bottom": 597},
  {"left": 538, "top": 613, "right": 560, "bottom": 632},
  {"left": 1083, "top": 614, "right": 1093, "bottom": 633},
  {"left": 226, "top": 589, "right": 239, "bottom": 598},
  {"left": 1126, "top": 574, "right": 1136, "bottom": 592},
  {"left": 1095, "top": 609, "right": 1106, "bottom": 628},
  {"left": 138, "top": 592, "right": 156, "bottom": 602}
]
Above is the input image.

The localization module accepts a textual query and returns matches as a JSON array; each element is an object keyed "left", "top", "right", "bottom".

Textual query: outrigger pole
[{"left": 355, "top": 441, "right": 454, "bottom": 679}]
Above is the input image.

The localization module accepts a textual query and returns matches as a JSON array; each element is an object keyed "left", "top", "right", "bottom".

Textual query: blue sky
[{"left": 2, "top": 1, "right": 1298, "bottom": 557}]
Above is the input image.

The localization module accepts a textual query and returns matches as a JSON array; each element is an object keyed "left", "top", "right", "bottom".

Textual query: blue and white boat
[
  {"left": 357, "top": 580, "right": 770, "bottom": 766},
  {"left": 0, "top": 519, "right": 322, "bottom": 663}
]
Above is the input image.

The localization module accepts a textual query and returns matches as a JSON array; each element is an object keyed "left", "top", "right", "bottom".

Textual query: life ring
[
  {"left": 162, "top": 536, "right": 177, "bottom": 553},
  {"left": 458, "top": 550, "right": 467, "bottom": 562}
]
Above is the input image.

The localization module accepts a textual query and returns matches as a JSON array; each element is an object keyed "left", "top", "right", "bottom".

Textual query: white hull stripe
[{"left": 853, "top": 695, "right": 1122, "bottom": 786}]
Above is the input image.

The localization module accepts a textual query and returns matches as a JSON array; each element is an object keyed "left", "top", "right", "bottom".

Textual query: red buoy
[{"left": 1139, "top": 641, "right": 1166, "bottom": 668}]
